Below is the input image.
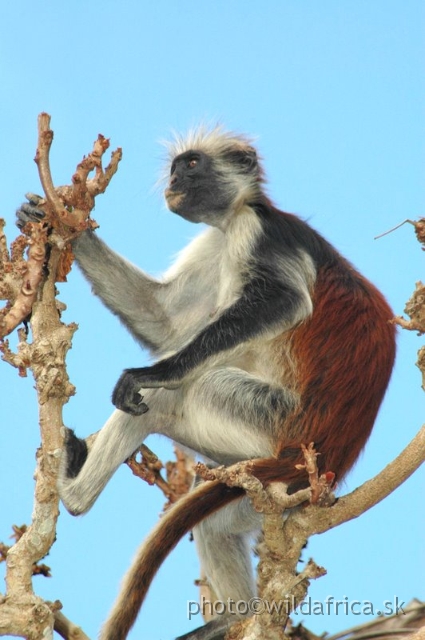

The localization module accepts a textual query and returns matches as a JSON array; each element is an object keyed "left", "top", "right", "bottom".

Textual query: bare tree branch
[
  {"left": 194, "top": 423, "right": 424, "bottom": 640},
  {"left": 311, "top": 423, "right": 425, "bottom": 534},
  {"left": 34, "top": 113, "right": 121, "bottom": 230},
  {"left": 126, "top": 444, "right": 196, "bottom": 510},
  {"left": 0, "top": 219, "right": 47, "bottom": 338},
  {"left": 53, "top": 606, "right": 91, "bottom": 640},
  {"left": 35, "top": 113, "right": 69, "bottom": 222},
  {"left": 0, "top": 113, "right": 120, "bottom": 638},
  {"left": 393, "top": 281, "right": 425, "bottom": 335}
]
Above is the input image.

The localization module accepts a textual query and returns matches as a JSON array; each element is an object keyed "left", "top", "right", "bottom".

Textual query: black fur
[
  {"left": 167, "top": 150, "right": 232, "bottom": 222},
  {"left": 112, "top": 267, "right": 304, "bottom": 413},
  {"left": 64, "top": 428, "right": 88, "bottom": 479},
  {"left": 16, "top": 200, "right": 46, "bottom": 228}
]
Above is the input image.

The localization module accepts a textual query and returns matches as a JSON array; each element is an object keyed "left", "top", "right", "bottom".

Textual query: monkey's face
[
  {"left": 165, "top": 150, "right": 236, "bottom": 225},
  {"left": 165, "top": 150, "right": 233, "bottom": 224}
]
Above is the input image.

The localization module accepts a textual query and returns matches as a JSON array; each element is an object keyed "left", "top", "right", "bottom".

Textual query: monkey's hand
[
  {"left": 112, "top": 369, "right": 151, "bottom": 416},
  {"left": 16, "top": 194, "right": 47, "bottom": 229},
  {"left": 112, "top": 362, "right": 182, "bottom": 414}
]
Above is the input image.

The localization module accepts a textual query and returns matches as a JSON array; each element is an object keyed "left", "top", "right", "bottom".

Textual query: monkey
[{"left": 17, "top": 126, "right": 396, "bottom": 640}]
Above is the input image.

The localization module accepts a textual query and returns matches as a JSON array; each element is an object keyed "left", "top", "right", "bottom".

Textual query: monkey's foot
[
  {"left": 63, "top": 428, "right": 88, "bottom": 478},
  {"left": 57, "top": 427, "right": 99, "bottom": 516}
]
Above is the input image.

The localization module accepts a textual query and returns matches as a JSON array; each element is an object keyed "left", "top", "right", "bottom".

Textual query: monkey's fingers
[
  {"left": 112, "top": 370, "right": 150, "bottom": 416},
  {"left": 16, "top": 198, "right": 46, "bottom": 229}
]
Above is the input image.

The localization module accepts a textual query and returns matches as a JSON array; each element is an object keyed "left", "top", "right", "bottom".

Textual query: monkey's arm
[
  {"left": 17, "top": 202, "right": 175, "bottom": 351},
  {"left": 72, "top": 230, "right": 173, "bottom": 352},
  {"left": 112, "top": 270, "right": 312, "bottom": 413}
]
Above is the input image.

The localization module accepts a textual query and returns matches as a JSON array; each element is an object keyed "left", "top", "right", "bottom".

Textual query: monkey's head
[{"left": 164, "top": 127, "right": 264, "bottom": 226}]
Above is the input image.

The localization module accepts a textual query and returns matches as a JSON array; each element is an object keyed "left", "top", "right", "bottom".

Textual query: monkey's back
[{"left": 251, "top": 209, "right": 396, "bottom": 487}]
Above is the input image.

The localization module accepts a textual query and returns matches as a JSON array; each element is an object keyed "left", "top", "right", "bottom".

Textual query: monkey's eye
[{"left": 187, "top": 158, "right": 198, "bottom": 168}]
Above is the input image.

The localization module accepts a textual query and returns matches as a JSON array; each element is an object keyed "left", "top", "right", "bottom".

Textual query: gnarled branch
[{"left": 0, "top": 113, "right": 120, "bottom": 639}]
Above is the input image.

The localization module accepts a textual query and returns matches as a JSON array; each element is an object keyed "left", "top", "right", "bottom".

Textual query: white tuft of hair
[
  {"left": 164, "top": 124, "right": 257, "bottom": 161},
  {"left": 157, "top": 125, "right": 266, "bottom": 205}
]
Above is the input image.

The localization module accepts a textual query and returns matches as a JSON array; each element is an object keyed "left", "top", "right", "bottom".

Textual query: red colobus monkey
[{"left": 18, "top": 127, "right": 396, "bottom": 640}]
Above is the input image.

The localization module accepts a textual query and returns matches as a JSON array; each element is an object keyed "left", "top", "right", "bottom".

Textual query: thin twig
[
  {"left": 34, "top": 113, "right": 67, "bottom": 218},
  {"left": 374, "top": 220, "right": 416, "bottom": 240},
  {"left": 325, "top": 601, "right": 425, "bottom": 640},
  {"left": 312, "top": 424, "right": 425, "bottom": 534},
  {"left": 53, "top": 608, "right": 91, "bottom": 640}
]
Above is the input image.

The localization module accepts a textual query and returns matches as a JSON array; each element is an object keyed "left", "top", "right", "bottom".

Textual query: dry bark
[{"left": 0, "top": 113, "right": 121, "bottom": 639}]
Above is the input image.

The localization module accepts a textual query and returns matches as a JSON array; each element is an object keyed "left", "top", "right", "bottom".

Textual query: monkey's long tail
[{"left": 99, "top": 480, "right": 244, "bottom": 640}]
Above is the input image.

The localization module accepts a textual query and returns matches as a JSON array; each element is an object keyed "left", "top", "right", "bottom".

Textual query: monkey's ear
[{"left": 226, "top": 146, "right": 258, "bottom": 172}]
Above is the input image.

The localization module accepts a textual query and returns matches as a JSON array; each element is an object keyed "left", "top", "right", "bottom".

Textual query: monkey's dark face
[
  {"left": 165, "top": 150, "right": 234, "bottom": 225},
  {"left": 165, "top": 143, "right": 261, "bottom": 226}
]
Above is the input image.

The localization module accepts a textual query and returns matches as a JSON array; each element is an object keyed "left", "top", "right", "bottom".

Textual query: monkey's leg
[
  {"left": 176, "top": 497, "right": 262, "bottom": 640},
  {"left": 167, "top": 366, "right": 298, "bottom": 466},
  {"left": 162, "top": 368, "right": 294, "bottom": 639},
  {"left": 58, "top": 387, "right": 179, "bottom": 515}
]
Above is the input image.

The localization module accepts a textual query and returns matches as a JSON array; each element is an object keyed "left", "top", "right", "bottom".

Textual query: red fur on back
[{"left": 251, "top": 260, "right": 396, "bottom": 488}]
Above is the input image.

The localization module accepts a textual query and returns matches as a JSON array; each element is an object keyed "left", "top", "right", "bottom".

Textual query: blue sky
[{"left": 0, "top": 2, "right": 424, "bottom": 639}]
